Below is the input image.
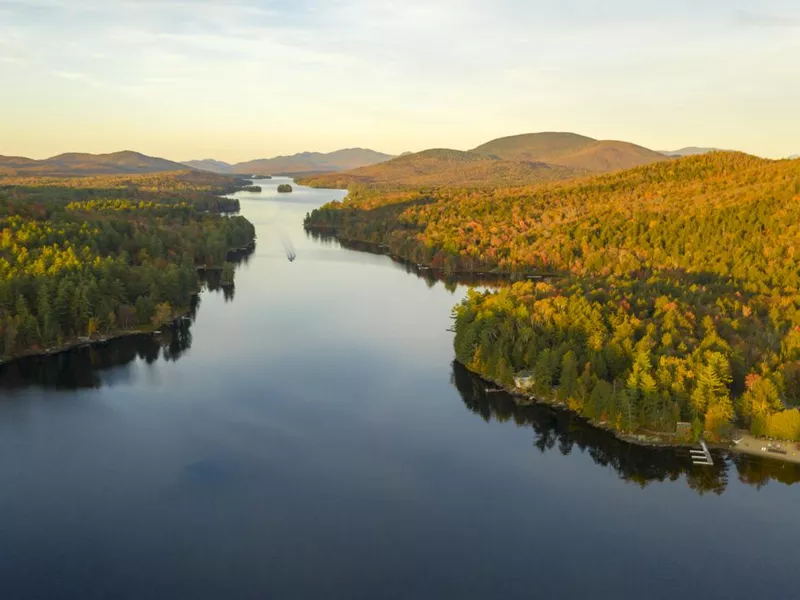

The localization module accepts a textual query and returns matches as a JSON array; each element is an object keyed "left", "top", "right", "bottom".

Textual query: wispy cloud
[
  {"left": 52, "top": 70, "right": 86, "bottom": 80},
  {"left": 735, "top": 10, "right": 800, "bottom": 27},
  {"left": 51, "top": 70, "right": 108, "bottom": 88}
]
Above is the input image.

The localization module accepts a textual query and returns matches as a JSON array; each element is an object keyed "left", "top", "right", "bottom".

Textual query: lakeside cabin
[{"left": 513, "top": 372, "right": 535, "bottom": 390}]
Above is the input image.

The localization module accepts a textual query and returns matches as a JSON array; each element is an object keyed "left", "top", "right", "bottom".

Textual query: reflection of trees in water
[
  {"left": 1, "top": 289, "right": 206, "bottom": 390},
  {"left": 201, "top": 271, "right": 236, "bottom": 302},
  {"left": 203, "top": 270, "right": 223, "bottom": 292},
  {"left": 450, "top": 361, "right": 800, "bottom": 495},
  {"left": 305, "top": 230, "right": 499, "bottom": 293},
  {"left": 305, "top": 229, "right": 339, "bottom": 248},
  {"left": 0, "top": 319, "right": 193, "bottom": 391},
  {"left": 732, "top": 454, "right": 800, "bottom": 489},
  {"left": 0, "top": 244, "right": 253, "bottom": 391},
  {"left": 226, "top": 241, "right": 255, "bottom": 266},
  {"left": 201, "top": 242, "right": 252, "bottom": 300}
]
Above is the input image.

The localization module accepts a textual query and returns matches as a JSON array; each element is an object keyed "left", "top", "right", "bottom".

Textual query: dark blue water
[{"left": 1, "top": 178, "right": 798, "bottom": 600}]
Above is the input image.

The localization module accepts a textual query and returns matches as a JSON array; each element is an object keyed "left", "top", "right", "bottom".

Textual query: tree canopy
[{"left": 0, "top": 172, "right": 255, "bottom": 359}]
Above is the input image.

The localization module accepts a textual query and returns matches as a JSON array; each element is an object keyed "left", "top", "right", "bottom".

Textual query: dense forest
[
  {"left": 306, "top": 152, "right": 800, "bottom": 441},
  {"left": 0, "top": 171, "right": 255, "bottom": 359}
]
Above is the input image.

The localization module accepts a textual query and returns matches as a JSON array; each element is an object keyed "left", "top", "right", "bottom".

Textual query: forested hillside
[
  {"left": 471, "top": 132, "right": 667, "bottom": 172},
  {"left": 300, "top": 132, "right": 668, "bottom": 189},
  {"left": 305, "top": 152, "right": 800, "bottom": 441},
  {"left": 1, "top": 169, "right": 251, "bottom": 198},
  {"left": 0, "top": 171, "right": 255, "bottom": 359},
  {"left": 0, "top": 151, "right": 191, "bottom": 177},
  {"left": 298, "top": 148, "right": 580, "bottom": 189}
]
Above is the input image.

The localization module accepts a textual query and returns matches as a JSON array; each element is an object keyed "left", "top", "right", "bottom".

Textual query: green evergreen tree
[{"left": 558, "top": 351, "right": 578, "bottom": 403}]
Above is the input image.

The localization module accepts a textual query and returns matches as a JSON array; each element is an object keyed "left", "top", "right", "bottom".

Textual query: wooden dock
[{"left": 690, "top": 441, "right": 714, "bottom": 466}]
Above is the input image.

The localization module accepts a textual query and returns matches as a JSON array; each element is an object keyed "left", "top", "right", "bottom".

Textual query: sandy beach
[{"left": 730, "top": 433, "right": 800, "bottom": 464}]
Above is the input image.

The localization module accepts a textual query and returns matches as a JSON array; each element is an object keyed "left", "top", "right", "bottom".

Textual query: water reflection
[
  {"left": 199, "top": 240, "right": 254, "bottom": 301},
  {"left": 226, "top": 241, "right": 255, "bottom": 266},
  {"left": 450, "top": 361, "right": 800, "bottom": 494},
  {"left": 305, "top": 230, "right": 511, "bottom": 292},
  {"left": 201, "top": 270, "right": 236, "bottom": 302},
  {"left": 0, "top": 318, "right": 194, "bottom": 391}
]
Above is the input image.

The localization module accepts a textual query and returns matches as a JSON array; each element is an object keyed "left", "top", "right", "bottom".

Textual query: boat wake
[{"left": 279, "top": 231, "right": 297, "bottom": 262}]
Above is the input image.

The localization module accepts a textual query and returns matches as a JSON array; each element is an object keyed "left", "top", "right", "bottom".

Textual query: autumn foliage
[
  {"left": 306, "top": 152, "right": 800, "bottom": 439},
  {"left": 0, "top": 173, "right": 255, "bottom": 358}
]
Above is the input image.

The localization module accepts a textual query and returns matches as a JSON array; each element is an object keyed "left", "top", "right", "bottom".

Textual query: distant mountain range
[
  {"left": 662, "top": 147, "right": 799, "bottom": 159},
  {"left": 0, "top": 147, "right": 394, "bottom": 179},
  {"left": 183, "top": 148, "right": 395, "bottom": 176},
  {"left": 300, "top": 132, "right": 669, "bottom": 188},
  {"left": 659, "top": 147, "right": 728, "bottom": 157},
  {"left": 0, "top": 151, "right": 189, "bottom": 177},
  {"left": 3, "top": 139, "right": 762, "bottom": 182}
]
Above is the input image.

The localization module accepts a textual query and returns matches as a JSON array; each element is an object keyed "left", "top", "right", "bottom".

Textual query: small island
[{"left": 277, "top": 184, "right": 293, "bottom": 193}]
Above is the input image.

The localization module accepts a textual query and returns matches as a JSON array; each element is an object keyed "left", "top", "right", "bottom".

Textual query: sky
[{"left": 1, "top": 0, "right": 799, "bottom": 162}]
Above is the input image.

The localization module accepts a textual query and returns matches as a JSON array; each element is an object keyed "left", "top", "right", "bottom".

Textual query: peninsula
[{"left": 0, "top": 170, "right": 256, "bottom": 361}]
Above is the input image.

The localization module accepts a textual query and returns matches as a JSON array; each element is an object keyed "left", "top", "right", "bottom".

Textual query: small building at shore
[{"left": 513, "top": 372, "right": 535, "bottom": 390}]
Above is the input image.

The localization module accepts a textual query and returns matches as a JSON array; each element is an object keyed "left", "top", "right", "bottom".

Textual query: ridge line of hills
[
  {"left": 299, "top": 134, "right": 799, "bottom": 189},
  {"left": 182, "top": 148, "right": 395, "bottom": 176},
  {"left": 299, "top": 132, "right": 671, "bottom": 188},
  {"left": 1, "top": 134, "right": 795, "bottom": 181},
  {"left": 0, "top": 148, "right": 395, "bottom": 179},
  {"left": 0, "top": 150, "right": 189, "bottom": 178}
]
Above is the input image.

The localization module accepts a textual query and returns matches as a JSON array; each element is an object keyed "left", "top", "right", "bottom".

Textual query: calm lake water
[{"left": 1, "top": 178, "right": 798, "bottom": 599}]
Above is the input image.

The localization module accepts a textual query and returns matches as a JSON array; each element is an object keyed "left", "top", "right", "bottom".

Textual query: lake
[{"left": 1, "top": 178, "right": 798, "bottom": 599}]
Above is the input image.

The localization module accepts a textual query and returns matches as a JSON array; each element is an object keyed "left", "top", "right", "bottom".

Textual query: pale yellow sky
[{"left": 1, "top": 0, "right": 799, "bottom": 161}]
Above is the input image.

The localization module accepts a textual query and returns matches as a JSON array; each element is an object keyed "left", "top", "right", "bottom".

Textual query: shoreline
[
  {"left": 304, "top": 225, "right": 562, "bottom": 282},
  {"left": 455, "top": 361, "right": 800, "bottom": 466},
  {"left": 0, "top": 303, "right": 196, "bottom": 368},
  {"left": 727, "top": 433, "right": 800, "bottom": 464},
  {"left": 0, "top": 235, "right": 257, "bottom": 368}
]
